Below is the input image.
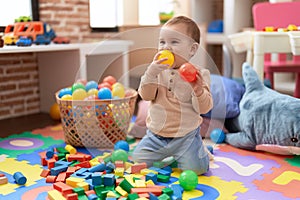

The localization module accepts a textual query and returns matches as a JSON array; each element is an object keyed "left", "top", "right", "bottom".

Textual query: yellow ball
[
  {"left": 87, "top": 88, "right": 98, "bottom": 97},
  {"left": 112, "top": 86, "right": 125, "bottom": 98},
  {"left": 61, "top": 94, "right": 73, "bottom": 100},
  {"left": 157, "top": 50, "right": 174, "bottom": 68},
  {"left": 72, "top": 88, "right": 87, "bottom": 100},
  {"left": 112, "top": 82, "right": 124, "bottom": 90},
  {"left": 49, "top": 103, "right": 61, "bottom": 120}
]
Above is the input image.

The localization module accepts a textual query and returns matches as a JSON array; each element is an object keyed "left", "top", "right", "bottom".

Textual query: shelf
[{"left": 206, "top": 33, "right": 226, "bottom": 45}]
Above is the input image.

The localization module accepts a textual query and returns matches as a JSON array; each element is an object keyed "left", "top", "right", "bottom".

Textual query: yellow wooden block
[
  {"left": 136, "top": 198, "right": 149, "bottom": 200},
  {"left": 140, "top": 169, "right": 158, "bottom": 175},
  {"left": 77, "top": 181, "right": 89, "bottom": 191},
  {"left": 107, "top": 191, "right": 117, "bottom": 197},
  {"left": 65, "top": 144, "right": 77, "bottom": 154},
  {"left": 89, "top": 160, "right": 100, "bottom": 166},
  {"left": 114, "top": 168, "right": 124, "bottom": 177},
  {"left": 115, "top": 186, "right": 128, "bottom": 197},
  {"left": 66, "top": 177, "right": 84, "bottom": 188},
  {"left": 145, "top": 180, "right": 155, "bottom": 186},
  {"left": 48, "top": 189, "right": 66, "bottom": 200},
  {"left": 135, "top": 179, "right": 146, "bottom": 188},
  {"left": 125, "top": 162, "right": 133, "bottom": 170}
]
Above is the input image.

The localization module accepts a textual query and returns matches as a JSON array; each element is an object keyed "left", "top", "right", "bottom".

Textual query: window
[
  {"left": 89, "top": 0, "right": 175, "bottom": 32},
  {"left": 0, "top": 0, "right": 39, "bottom": 32}
]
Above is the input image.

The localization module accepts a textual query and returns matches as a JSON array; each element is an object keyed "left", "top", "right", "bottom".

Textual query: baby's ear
[{"left": 190, "top": 42, "right": 199, "bottom": 57}]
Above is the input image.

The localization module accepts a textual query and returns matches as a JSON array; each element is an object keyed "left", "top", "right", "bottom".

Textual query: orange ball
[
  {"left": 49, "top": 103, "right": 61, "bottom": 120},
  {"left": 103, "top": 75, "right": 117, "bottom": 86}
]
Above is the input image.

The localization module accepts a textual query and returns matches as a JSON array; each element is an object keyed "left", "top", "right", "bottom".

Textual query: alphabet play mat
[{"left": 0, "top": 124, "right": 299, "bottom": 200}]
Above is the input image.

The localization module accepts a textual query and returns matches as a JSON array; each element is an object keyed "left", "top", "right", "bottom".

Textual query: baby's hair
[{"left": 164, "top": 15, "right": 200, "bottom": 44}]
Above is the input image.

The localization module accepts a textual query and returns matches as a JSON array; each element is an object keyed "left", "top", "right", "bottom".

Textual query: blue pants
[{"left": 132, "top": 127, "right": 209, "bottom": 175}]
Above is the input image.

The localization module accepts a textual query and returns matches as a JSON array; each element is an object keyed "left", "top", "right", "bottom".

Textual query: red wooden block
[
  {"left": 46, "top": 175, "right": 57, "bottom": 183},
  {"left": 56, "top": 172, "right": 67, "bottom": 182},
  {"left": 131, "top": 162, "right": 147, "bottom": 174},
  {"left": 66, "top": 193, "right": 78, "bottom": 200},
  {"left": 74, "top": 161, "right": 91, "bottom": 168},
  {"left": 131, "top": 187, "right": 162, "bottom": 196},
  {"left": 40, "top": 169, "right": 50, "bottom": 177}
]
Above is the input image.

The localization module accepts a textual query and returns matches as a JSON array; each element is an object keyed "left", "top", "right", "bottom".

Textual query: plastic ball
[
  {"left": 49, "top": 103, "right": 61, "bottom": 120},
  {"left": 103, "top": 75, "right": 117, "bottom": 86},
  {"left": 58, "top": 87, "right": 72, "bottom": 98},
  {"left": 111, "top": 149, "right": 128, "bottom": 162},
  {"left": 179, "top": 63, "right": 197, "bottom": 82},
  {"left": 98, "top": 82, "right": 112, "bottom": 90},
  {"left": 61, "top": 94, "right": 73, "bottom": 100},
  {"left": 72, "top": 82, "right": 86, "bottom": 93},
  {"left": 112, "top": 82, "right": 124, "bottom": 90},
  {"left": 179, "top": 170, "right": 198, "bottom": 191},
  {"left": 112, "top": 85, "right": 125, "bottom": 98},
  {"left": 114, "top": 140, "right": 130, "bottom": 152},
  {"left": 157, "top": 50, "right": 174, "bottom": 67},
  {"left": 85, "top": 80, "right": 98, "bottom": 91},
  {"left": 210, "top": 128, "right": 226, "bottom": 144},
  {"left": 87, "top": 88, "right": 98, "bottom": 97},
  {"left": 98, "top": 87, "right": 112, "bottom": 100},
  {"left": 72, "top": 88, "right": 87, "bottom": 100}
]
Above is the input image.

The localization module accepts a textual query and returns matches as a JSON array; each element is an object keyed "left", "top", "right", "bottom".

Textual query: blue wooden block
[
  {"left": 103, "top": 174, "right": 115, "bottom": 186},
  {"left": 146, "top": 172, "right": 158, "bottom": 184},
  {"left": 89, "top": 163, "right": 106, "bottom": 172},
  {"left": 149, "top": 192, "right": 159, "bottom": 200},
  {"left": 92, "top": 173, "right": 102, "bottom": 186},
  {"left": 50, "top": 165, "right": 68, "bottom": 176}
]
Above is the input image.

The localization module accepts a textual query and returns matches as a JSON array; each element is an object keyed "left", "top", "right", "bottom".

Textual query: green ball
[
  {"left": 111, "top": 149, "right": 128, "bottom": 162},
  {"left": 72, "top": 82, "right": 85, "bottom": 93},
  {"left": 179, "top": 170, "right": 198, "bottom": 191}
]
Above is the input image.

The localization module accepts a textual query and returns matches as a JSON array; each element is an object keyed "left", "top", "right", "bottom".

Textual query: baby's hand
[
  {"left": 146, "top": 52, "right": 169, "bottom": 78},
  {"left": 189, "top": 71, "right": 205, "bottom": 96}
]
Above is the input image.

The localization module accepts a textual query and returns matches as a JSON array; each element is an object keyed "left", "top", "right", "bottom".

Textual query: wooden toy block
[
  {"left": 92, "top": 173, "right": 102, "bottom": 186},
  {"left": 170, "top": 184, "right": 182, "bottom": 200},
  {"left": 140, "top": 169, "right": 158, "bottom": 175},
  {"left": 127, "top": 192, "right": 139, "bottom": 200},
  {"left": 157, "top": 193, "right": 170, "bottom": 200},
  {"left": 136, "top": 198, "right": 148, "bottom": 200},
  {"left": 13, "top": 172, "right": 27, "bottom": 185},
  {"left": 73, "top": 187, "right": 86, "bottom": 195},
  {"left": 145, "top": 180, "right": 155, "bottom": 186},
  {"left": 65, "top": 144, "right": 77, "bottom": 154},
  {"left": 51, "top": 165, "right": 68, "bottom": 176},
  {"left": 162, "top": 187, "right": 173, "bottom": 196},
  {"left": 138, "top": 193, "right": 150, "bottom": 198},
  {"left": 40, "top": 169, "right": 50, "bottom": 177},
  {"left": 115, "top": 186, "right": 128, "bottom": 197},
  {"left": 46, "top": 148, "right": 55, "bottom": 158},
  {"left": 89, "top": 160, "right": 100, "bottom": 167},
  {"left": 41, "top": 157, "right": 47, "bottom": 166},
  {"left": 56, "top": 147, "right": 69, "bottom": 154},
  {"left": 48, "top": 189, "right": 67, "bottom": 200},
  {"left": 157, "top": 174, "right": 169, "bottom": 183},
  {"left": 47, "top": 158, "right": 57, "bottom": 169},
  {"left": 106, "top": 198, "right": 117, "bottom": 200},
  {"left": 46, "top": 175, "right": 57, "bottom": 183},
  {"left": 0, "top": 176, "right": 8, "bottom": 185},
  {"left": 103, "top": 174, "right": 115, "bottom": 186},
  {"left": 75, "top": 161, "right": 91, "bottom": 168},
  {"left": 66, "top": 177, "right": 85, "bottom": 188},
  {"left": 131, "top": 188, "right": 162, "bottom": 196},
  {"left": 115, "top": 161, "right": 125, "bottom": 168},
  {"left": 89, "top": 163, "right": 106, "bottom": 172},
  {"left": 149, "top": 192, "right": 159, "bottom": 200},
  {"left": 107, "top": 190, "right": 117, "bottom": 197},
  {"left": 114, "top": 167, "right": 124, "bottom": 177},
  {"left": 146, "top": 173, "right": 157, "bottom": 184},
  {"left": 66, "top": 193, "right": 78, "bottom": 200},
  {"left": 119, "top": 177, "right": 135, "bottom": 193},
  {"left": 67, "top": 154, "right": 87, "bottom": 162},
  {"left": 125, "top": 162, "right": 133, "bottom": 170},
  {"left": 116, "top": 177, "right": 124, "bottom": 186},
  {"left": 87, "top": 193, "right": 98, "bottom": 200},
  {"left": 53, "top": 182, "right": 74, "bottom": 197},
  {"left": 131, "top": 162, "right": 147, "bottom": 174},
  {"left": 56, "top": 172, "right": 67, "bottom": 182},
  {"left": 76, "top": 181, "right": 89, "bottom": 191},
  {"left": 66, "top": 167, "right": 77, "bottom": 176},
  {"left": 85, "top": 189, "right": 95, "bottom": 196},
  {"left": 134, "top": 179, "right": 146, "bottom": 188},
  {"left": 157, "top": 169, "right": 171, "bottom": 177}
]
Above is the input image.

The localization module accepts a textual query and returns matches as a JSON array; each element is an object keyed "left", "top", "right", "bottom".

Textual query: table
[
  {"left": 0, "top": 40, "right": 133, "bottom": 112},
  {"left": 228, "top": 31, "right": 300, "bottom": 80}
]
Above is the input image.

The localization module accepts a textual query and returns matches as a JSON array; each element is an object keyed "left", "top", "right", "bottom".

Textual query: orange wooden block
[
  {"left": 46, "top": 175, "right": 57, "bottom": 183},
  {"left": 115, "top": 161, "right": 125, "bottom": 168},
  {"left": 131, "top": 187, "right": 162, "bottom": 196},
  {"left": 85, "top": 190, "right": 95, "bottom": 196},
  {"left": 75, "top": 161, "right": 91, "bottom": 168},
  {"left": 56, "top": 172, "right": 67, "bottom": 182},
  {"left": 131, "top": 162, "right": 147, "bottom": 174},
  {"left": 40, "top": 169, "right": 50, "bottom": 177},
  {"left": 47, "top": 158, "right": 56, "bottom": 169},
  {"left": 53, "top": 181, "right": 73, "bottom": 197},
  {"left": 139, "top": 193, "right": 150, "bottom": 198},
  {"left": 66, "top": 193, "right": 78, "bottom": 200},
  {"left": 0, "top": 176, "right": 8, "bottom": 185}
]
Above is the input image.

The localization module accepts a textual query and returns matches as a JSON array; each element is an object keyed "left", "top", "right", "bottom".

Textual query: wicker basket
[{"left": 56, "top": 88, "right": 137, "bottom": 148}]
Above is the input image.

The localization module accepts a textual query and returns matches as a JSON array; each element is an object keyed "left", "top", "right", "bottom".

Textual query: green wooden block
[
  {"left": 119, "top": 178, "right": 134, "bottom": 193},
  {"left": 153, "top": 161, "right": 165, "bottom": 168},
  {"left": 127, "top": 193, "right": 139, "bottom": 200},
  {"left": 94, "top": 185, "right": 105, "bottom": 196},
  {"left": 56, "top": 147, "right": 69, "bottom": 154},
  {"left": 157, "top": 174, "right": 170, "bottom": 183},
  {"left": 73, "top": 187, "right": 85, "bottom": 195},
  {"left": 162, "top": 187, "right": 173, "bottom": 196},
  {"left": 78, "top": 195, "right": 89, "bottom": 200},
  {"left": 158, "top": 193, "right": 171, "bottom": 200}
]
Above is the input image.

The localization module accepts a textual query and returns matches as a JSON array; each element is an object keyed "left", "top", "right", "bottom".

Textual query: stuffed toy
[{"left": 225, "top": 62, "right": 300, "bottom": 155}]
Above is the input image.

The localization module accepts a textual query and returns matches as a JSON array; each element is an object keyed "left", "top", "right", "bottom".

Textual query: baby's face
[{"left": 158, "top": 23, "right": 197, "bottom": 68}]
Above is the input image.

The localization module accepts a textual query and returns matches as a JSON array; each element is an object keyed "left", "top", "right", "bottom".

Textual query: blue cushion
[{"left": 202, "top": 74, "right": 245, "bottom": 119}]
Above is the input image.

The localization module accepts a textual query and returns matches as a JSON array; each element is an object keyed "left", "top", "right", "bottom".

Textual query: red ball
[{"left": 179, "top": 63, "right": 197, "bottom": 82}]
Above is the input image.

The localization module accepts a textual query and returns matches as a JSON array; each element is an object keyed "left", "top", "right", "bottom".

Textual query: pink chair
[{"left": 252, "top": 1, "right": 300, "bottom": 98}]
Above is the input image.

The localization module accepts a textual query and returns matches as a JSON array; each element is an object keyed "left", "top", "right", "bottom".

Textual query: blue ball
[
  {"left": 85, "top": 80, "right": 98, "bottom": 91},
  {"left": 98, "top": 87, "right": 112, "bottom": 99},
  {"left": 210, "top": 128, "right": 226, "bottom": 144},
  {"left": 58, "top": 88, "right": 72, "bottom": 98},
  {"left": 114, "top": 140, "right": 130, "bottom": 152}
]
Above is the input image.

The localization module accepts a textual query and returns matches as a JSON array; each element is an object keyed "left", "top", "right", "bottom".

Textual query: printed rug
[{"left": 0, "top": 124, "right": 300, "bottom": 200}]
